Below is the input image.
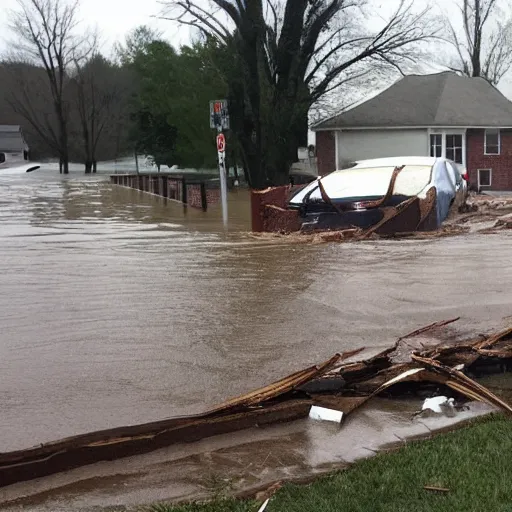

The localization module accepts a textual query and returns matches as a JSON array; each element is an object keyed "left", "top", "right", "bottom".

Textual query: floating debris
[
  {"left": 309, "top": 406, "right": 344, "bottom": 423},
  {"left": 422, "top": 396, "right": 455, "bottom": 413},
  {"left": 1, "top": 320, "right": 512, "bottom": 488}
]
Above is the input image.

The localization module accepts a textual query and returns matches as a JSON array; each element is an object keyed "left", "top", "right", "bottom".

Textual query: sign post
[
  {"left": 216, "top": 132, "right": 228, "bottom": 227},
  {"left": 210, "top": 100, "right": 230, "bottom": 228}
]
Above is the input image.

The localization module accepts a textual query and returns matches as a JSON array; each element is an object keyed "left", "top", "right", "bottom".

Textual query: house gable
[{"left": 313, "top": 72, "right": 512, "bottom": 130}]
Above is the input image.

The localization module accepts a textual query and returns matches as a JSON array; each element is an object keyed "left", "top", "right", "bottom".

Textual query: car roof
[{"left": 349, "top": 156, "right": 440, "bottom": 169}]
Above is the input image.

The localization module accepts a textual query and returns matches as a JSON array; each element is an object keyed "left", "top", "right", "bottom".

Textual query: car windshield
[{"left": 290, "top": 165, "right": 433, "bottom": 204}]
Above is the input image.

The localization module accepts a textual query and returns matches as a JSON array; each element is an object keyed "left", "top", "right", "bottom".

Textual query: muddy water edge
[{"left": 1, "top": 169, "right": 512, "bottom": 509}]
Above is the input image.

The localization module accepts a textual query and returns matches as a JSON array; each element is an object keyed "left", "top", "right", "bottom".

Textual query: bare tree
[
  {"left": 5, "top": 0, "right": 89, "bottom": 173},
  {"left": 1, "top": 61, "right": 62, "bottom": 160},
  {"left": 446, "top": 0, "right": 512, "bottom": 85},
  {"left": 160, "top": 0, "right": 439, "bottom": 188},
  {"left": 70, "top": 53, "right": 125, "bottom": 173}
]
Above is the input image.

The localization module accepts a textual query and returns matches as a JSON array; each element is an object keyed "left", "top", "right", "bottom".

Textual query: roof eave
[{"left": 313, "top": 124, "right": 512, "bottom": 131}]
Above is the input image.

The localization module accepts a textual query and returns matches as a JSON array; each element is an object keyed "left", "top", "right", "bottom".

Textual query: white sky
[
  {"left": 0, "top": 0, "right": 511, "bottom": 98},
  {"left": 0, "top": 0, "right": 190, "bottom": 54}
]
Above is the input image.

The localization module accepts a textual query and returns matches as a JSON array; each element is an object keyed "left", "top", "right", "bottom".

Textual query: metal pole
[{"left": 218, "top": 128, "right": 228, "bottom": 228}]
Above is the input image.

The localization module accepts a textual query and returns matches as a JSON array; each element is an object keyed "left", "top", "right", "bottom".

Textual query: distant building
[
  {"left": 0, "top": 125, "right": 29, "bottom": 164},
  {"left": 313, "top": 72, "right": 512, "bottom": 190},
  {"left": 289, "top": 146, "right": 318, "bottom": 184}
]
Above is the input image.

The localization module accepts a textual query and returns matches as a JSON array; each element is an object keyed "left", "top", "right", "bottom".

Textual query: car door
[{"left": 445, "top": 161, "right": 464, "bottom": 208}]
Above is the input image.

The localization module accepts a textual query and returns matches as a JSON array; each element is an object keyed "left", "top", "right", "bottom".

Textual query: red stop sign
[{"left": 217, "top": 133, "right": 226, "bottom": 153}]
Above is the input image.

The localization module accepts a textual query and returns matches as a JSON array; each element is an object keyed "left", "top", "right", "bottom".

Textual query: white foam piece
[
  {"left": 422, "top": 396, "right": 455, "bottom": 413},
  {"left": 309, "top": 405, "right": 344, "bottom": 423}
]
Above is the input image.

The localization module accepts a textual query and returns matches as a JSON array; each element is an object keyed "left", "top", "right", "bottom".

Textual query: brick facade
[
  {"left": 316, "top": 130, "right": 336, "bottom": 176},
  {"left": 251, "top": 186, "right": 290, "bottom": 232},
  {"left": 467, "top": 129, "right": 512, "bottom": 190},
  {"left": 186, "top": 184, "right": 221, "bottom": 209},
  {"left": 186, "top": 184, "right": 203, "bottom": 209}
]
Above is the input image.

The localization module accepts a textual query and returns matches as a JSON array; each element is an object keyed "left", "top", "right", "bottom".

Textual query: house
[
  {"left": 313, "top": 71, "right": 512, "bottom": 190},
  {"left": 0, "top": 125, "right": 29, "bottom": 163}
]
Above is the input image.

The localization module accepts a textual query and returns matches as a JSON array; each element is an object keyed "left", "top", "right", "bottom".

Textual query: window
[
  {"left": 478, "top": 169, "right": 492, "bottom": 187},
  {"left": 485, "top": 129, "right": 500, "bottom": 155},
  {"left": 430, "top": 134, "right": 442, "bottom": 157},
  {"left": 446, "top": 134, "right": 463, "bottom": 164}
]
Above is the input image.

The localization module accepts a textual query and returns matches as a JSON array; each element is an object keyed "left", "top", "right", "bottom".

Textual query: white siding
[{"left": 336, "top": 129, "right": 429, "bottom": 169}]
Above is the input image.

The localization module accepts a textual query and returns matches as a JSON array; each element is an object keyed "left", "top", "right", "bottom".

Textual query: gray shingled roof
[
  {"left": 0, "top": 125, "right": 21, "bottom": 132},
  {"left": 313, "top": 72, "right": 512, "bottom": 130},
  {"left": 0, "top": 125, "right": 27, "bottom": 151}
]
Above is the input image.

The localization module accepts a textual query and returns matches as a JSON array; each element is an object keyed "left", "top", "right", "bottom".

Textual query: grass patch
[{"left": 149, "top": 414, "right": 512, "bottom": 512}]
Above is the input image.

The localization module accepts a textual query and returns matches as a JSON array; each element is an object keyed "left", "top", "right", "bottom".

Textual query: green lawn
[{"left": 149, "top": 414, "right": 512, "bottom": 512}]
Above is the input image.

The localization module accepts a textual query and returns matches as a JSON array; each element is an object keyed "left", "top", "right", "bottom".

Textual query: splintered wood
[{"left": 1, "top": 320, "right": 512, "bottom": 488}]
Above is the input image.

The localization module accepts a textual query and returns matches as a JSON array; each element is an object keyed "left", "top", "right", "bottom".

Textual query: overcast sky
[
  {"left": 0, "top": 0, "right": 190, "bottom": 53},
  {"left": 0, "top": 0, "right": 512, "bottom": 98}
]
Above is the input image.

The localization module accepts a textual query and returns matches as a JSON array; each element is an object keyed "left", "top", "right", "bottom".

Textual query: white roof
[
  {"left": 290, "top": 161, "right": 436, "bottom": 205},
  {"left": 350, "top": 156, "right": 438, "bottom": 169},
  {"left": 0, "top": 125, "right": 22, "bottom": 133},
  {"left": 288, "top": 155, "right": 465, "bottom": 206}
]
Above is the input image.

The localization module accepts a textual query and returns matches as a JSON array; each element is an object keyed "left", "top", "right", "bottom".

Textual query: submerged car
[
  {"left": 288, "top": 157, "right": 467, "bottom": 233},
  {"left": 0, "top": 152, "right": 40, "bottom": 174}
]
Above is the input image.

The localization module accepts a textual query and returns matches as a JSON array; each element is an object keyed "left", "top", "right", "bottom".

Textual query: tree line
[
  {"left": 1, "top": 0, "right": 512, "bottom": 186},
  {"left": 0, "top": 0, "right": 229, "bottom": 174}
]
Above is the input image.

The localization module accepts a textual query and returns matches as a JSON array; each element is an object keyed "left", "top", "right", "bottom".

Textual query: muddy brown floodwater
[{"left": 1, "top": 168, "right": 512, "bottom": 509}]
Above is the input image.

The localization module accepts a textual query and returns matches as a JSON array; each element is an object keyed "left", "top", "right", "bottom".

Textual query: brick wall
[
  {"left": 112, "top": 174, "right": 220, "bottom": 210},
  {"left": 206, "top": 188, "right": 220, "bottom": 206},
  {"left": 316, "top": 130, "right": 336, "bottom": 176},
  {"left": 467, "top": 129, "right": 512, "bottom": 190},
  {"left": 262, "top": 204, "right": 300, "bottom": 233},
  {"left": 186, "top": 184, "right": 202, "bottom": 209},
  {"left": 251, "top": 186, "right": 291, "bottom": 232}
]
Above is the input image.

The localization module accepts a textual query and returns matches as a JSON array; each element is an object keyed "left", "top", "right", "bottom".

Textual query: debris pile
[
  {"left": 1, "top": 319, "right": 512, "bottom": 488},
  {"left": 252, "top": 190, "right": 512, "bottom": 243},
  {"left": 452, "top": 194, "right": 512, "bottom": 234}
]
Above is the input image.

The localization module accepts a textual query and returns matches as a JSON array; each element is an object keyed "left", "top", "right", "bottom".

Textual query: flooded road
[{"left": 1, "top": 167, "right": 512, "bottom": 454}]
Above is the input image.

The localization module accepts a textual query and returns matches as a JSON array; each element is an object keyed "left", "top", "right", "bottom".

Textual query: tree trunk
[
  {"left": 232, "top": 149, "right": 239, "bottom": 182},
  {"left": 60, "top": 143, "right": 69, "bottom": 174},
  {"left": 59, "top": 159, "right": 63, "bottom": 174},
  {"left": 243, "top": 164, "right": 250, "bottom": 185},
  {"left": 92, "top": 161, "right": 97, "bottom": 173},
  {"left": 224, "top": 150, "right": 230, "bottom": 180},
  {"left": 243, "top": 142, "right": 264, "bottom": 189},
  {"left": 84, "top": 161, "right": 93, "bottom": 173},
  {"left": 56, "top": 101, "right": 69, "bottom": 174}
]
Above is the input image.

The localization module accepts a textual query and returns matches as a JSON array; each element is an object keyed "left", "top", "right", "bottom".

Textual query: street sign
[
  {"left": 210, "top": 99, "right": 230, "bottom": 130},
  {"left": 216, "top": 133, "right": 226, "bottom": 153}
]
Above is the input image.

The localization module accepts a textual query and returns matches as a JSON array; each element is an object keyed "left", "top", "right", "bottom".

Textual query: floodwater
[{"left": 1, "top": 166, "right": 512, "bottom": 508}]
